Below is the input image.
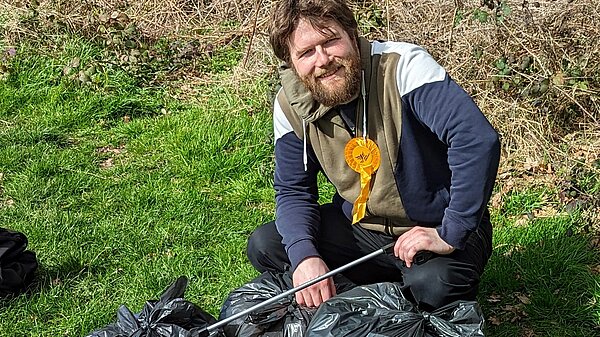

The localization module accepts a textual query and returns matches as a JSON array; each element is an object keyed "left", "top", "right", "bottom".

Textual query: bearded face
[
  {"left": 289, "top": 19, "right": 361, "bottom": 107},
  {"left": 297, "top": 49, "right": 361, "bottom": 106}
]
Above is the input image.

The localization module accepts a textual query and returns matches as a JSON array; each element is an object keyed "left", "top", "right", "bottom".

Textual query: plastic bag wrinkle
[
  {"left": 306, "top": 282, "right": 485, "bottom": 337},
  {"left": 219, "top": 269, "right": 356, "bottom": 337},
  {"left": 87, "top": 276, "right": 224, "bottom": 337}
]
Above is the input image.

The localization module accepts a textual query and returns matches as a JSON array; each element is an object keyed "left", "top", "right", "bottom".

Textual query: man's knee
[
  {"left": 402, "top": 259, "right": 479, "bottom": 310},
  {"left": 246, "top": 221, "right": 288, "bottom": 273},
  {"left": 247, "top": 222, "right": 274, "bottom": 255}
]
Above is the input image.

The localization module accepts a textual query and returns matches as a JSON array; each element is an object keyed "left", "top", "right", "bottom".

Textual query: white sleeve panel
[
  {"left": 273, "top": 88, "right": 294, "bottom": 143},
  {"left": 371, "top": 41, "right": 447, "bottom": 97}
]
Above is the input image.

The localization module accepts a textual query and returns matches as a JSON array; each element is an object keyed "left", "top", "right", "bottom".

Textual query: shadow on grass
[
  {"left": 479, "top": 219, "right": 600, "bottom": 336},
  {"left": 25, "top": 253, "right": 110, "bottom": 295}
]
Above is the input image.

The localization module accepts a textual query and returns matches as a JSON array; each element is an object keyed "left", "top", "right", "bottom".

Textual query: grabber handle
[{"left": 205, "top": 241, "right": 395, "bottom": 333}]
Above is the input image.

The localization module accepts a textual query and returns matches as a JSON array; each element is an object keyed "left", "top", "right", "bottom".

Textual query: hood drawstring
[
  {"left": 361, "top": 70, "right": 367, "bottom": 139},
  {"left": 302, "top": 120, "right": 308, "bottom": 172}
]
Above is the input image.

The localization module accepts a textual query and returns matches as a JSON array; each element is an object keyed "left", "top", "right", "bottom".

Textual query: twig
[
  {"left": 386, "top": 0, "right": 391, "bottom": 41},
  {"left": 449, "top": 0, "right": 460, "bottom": 52},
  {"left": 553, "top": 85, "right": 598, "bottom": 125},
  {"left": 243, "top": 0, "right": 263, "bottom": 68}
]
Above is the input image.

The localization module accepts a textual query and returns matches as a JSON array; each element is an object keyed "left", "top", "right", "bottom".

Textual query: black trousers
[{"left": 247, "top": 203, "right": 493, "bottom": 311}]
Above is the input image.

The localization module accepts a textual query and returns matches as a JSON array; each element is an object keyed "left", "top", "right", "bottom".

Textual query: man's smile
[{"left": 317, "top": 65, "right": 342, "bottom": 79}]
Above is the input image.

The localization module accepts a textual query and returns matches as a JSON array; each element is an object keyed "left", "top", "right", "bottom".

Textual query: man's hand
[
  {"left": 292, "top": 256, "right": 336, "bottom": 307},
  {"left": 394, "top": 226, "right": 455, "bottom": 268}
]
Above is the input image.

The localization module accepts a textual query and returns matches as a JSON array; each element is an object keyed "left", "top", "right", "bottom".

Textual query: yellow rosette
[{"left": 344, "top": 137, "right": 381, "bottom": 224}]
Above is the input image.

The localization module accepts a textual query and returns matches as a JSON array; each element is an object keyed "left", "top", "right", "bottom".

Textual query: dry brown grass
[{"left": 1, "top": 0, "right": 598, "bottom": 186}]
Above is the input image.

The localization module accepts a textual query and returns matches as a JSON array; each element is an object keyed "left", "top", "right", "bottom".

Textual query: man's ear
[
  {"left": 279, "top": 62, "right": 292, "bottom": 71},
  {"left": 279, "top": 62, "right": 302, "bottom": 83}
]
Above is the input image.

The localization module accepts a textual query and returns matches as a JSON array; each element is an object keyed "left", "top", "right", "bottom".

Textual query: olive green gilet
[{"left": 277, "top": 38, "right": 416, "bottom": 236}]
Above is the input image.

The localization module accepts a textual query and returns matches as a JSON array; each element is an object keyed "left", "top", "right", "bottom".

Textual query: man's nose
[{"left": 314, "top": 46, "right": 331, "bottom": 67}]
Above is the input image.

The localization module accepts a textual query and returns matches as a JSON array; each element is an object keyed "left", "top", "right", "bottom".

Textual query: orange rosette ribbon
[{"left": 344, "top": 137, "right": 381, "bottom": 224}]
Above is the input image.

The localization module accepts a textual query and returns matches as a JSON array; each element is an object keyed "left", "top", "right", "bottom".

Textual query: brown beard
[{"left": 297, "top": 50, "right": 361, "bottom": 107}]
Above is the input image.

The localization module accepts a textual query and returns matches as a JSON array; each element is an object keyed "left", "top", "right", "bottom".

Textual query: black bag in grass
[
  {"left": 88, "top": 276, "right": 224, "bottom": 337},
  {"left": 306, "top": 282, "right": 485, "bottom": 337},
  {"left": 219, "top": 269, "right": 356, "bottom": 337},
  {"left": 0, "top": 228, "right": 38, "bottom": 297}
]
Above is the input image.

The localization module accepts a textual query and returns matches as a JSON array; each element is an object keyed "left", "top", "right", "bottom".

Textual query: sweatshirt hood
[{"left": 278, "top": 64, "right": 332, "bottom": 123}]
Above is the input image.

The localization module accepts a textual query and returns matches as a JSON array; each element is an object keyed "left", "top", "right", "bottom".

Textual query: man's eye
[
  {"left": 325, "top": 37, "right": 339, "bottom": 45},
  {"left": 300, "top": 49, "right": 314, "bottom": 58}
]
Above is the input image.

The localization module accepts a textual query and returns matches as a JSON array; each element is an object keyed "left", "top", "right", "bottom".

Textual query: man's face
[{"left": 288, "top": 18, "right": 360, "bottom": 106}]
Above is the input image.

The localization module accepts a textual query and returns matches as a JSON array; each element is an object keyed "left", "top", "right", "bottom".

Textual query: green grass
[
  {"left": 0, "top": 39, "right": 273, "bottom": 336},
  {"left": 482, "top": 217, "right": 599, "bottom": 335},
  {"left": 482, "top": 188, "right": 600, "bottom": 336},
  {"left": 0, "top": 37, "right": 598, "bottom": 336}
]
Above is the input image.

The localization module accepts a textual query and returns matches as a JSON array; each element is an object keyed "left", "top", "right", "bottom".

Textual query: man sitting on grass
[{"left": 247, "top": 0, "right": 500, "bottom": 311}]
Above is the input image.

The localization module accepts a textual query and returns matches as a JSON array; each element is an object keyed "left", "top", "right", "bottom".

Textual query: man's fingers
[
  {"left": 296, "top": 279, "right": 335, "bottom": 307},
  {"left": 292, "top": 258, "right": 337, "bottom": 307},
  {"left": 296, "top": 284, "right": 321, "bottom": 308},
  {"left": 300, "top": 288, "right": 316, "bottom": 307},
  {"left": 394, "top": 227, "right": 419, "bottom": 257},
  {"left": 403, "top": 245, "right": 422, "bottom": 268},
  {"left": 295, "top": 291, "right": 306, "bottom": 307},
  {"left": 318, "top": 280, "right": 332, "bottom": 303},
  {"left": 305, "top": 292, "right": 316, "bottom": 307},
  {"left": 395, "top": 228, "right": 431, "bottom": 267},
  {"left": 395, "top": 226, "right": 456, "bottom": 267},
  {"left": 311, "top": 279, "right": 333, "bottom": 307}
]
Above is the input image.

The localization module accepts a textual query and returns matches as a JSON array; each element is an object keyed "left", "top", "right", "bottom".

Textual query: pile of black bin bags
[
  {"left": 220, "top": 270, "right": 485, "bottom": 337},
  {"left": 89, "top": 270, "right": 485, "bottom": 337}
]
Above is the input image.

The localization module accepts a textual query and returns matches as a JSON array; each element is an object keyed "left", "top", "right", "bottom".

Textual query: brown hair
[{"left": 269, "top": 0, "right": 359, "bottom": 63}]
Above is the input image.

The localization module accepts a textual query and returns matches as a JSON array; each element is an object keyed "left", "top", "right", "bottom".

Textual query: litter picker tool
[{"left": 202, "top": 241, "right": 395, "bottom": 335}]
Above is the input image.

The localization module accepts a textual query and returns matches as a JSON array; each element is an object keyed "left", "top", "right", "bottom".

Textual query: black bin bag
[
  {"left": 0, "top": 228, "right": 38, "bottom": 297},
  {"left": 87, "top": 276, "right": 224, "bottom": 337},
  {"left": 219, "top": 270, "right": 356, "bottom": 337},
  {"left": 306, "top": 282, "right": 485, "bottom": 337}
]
